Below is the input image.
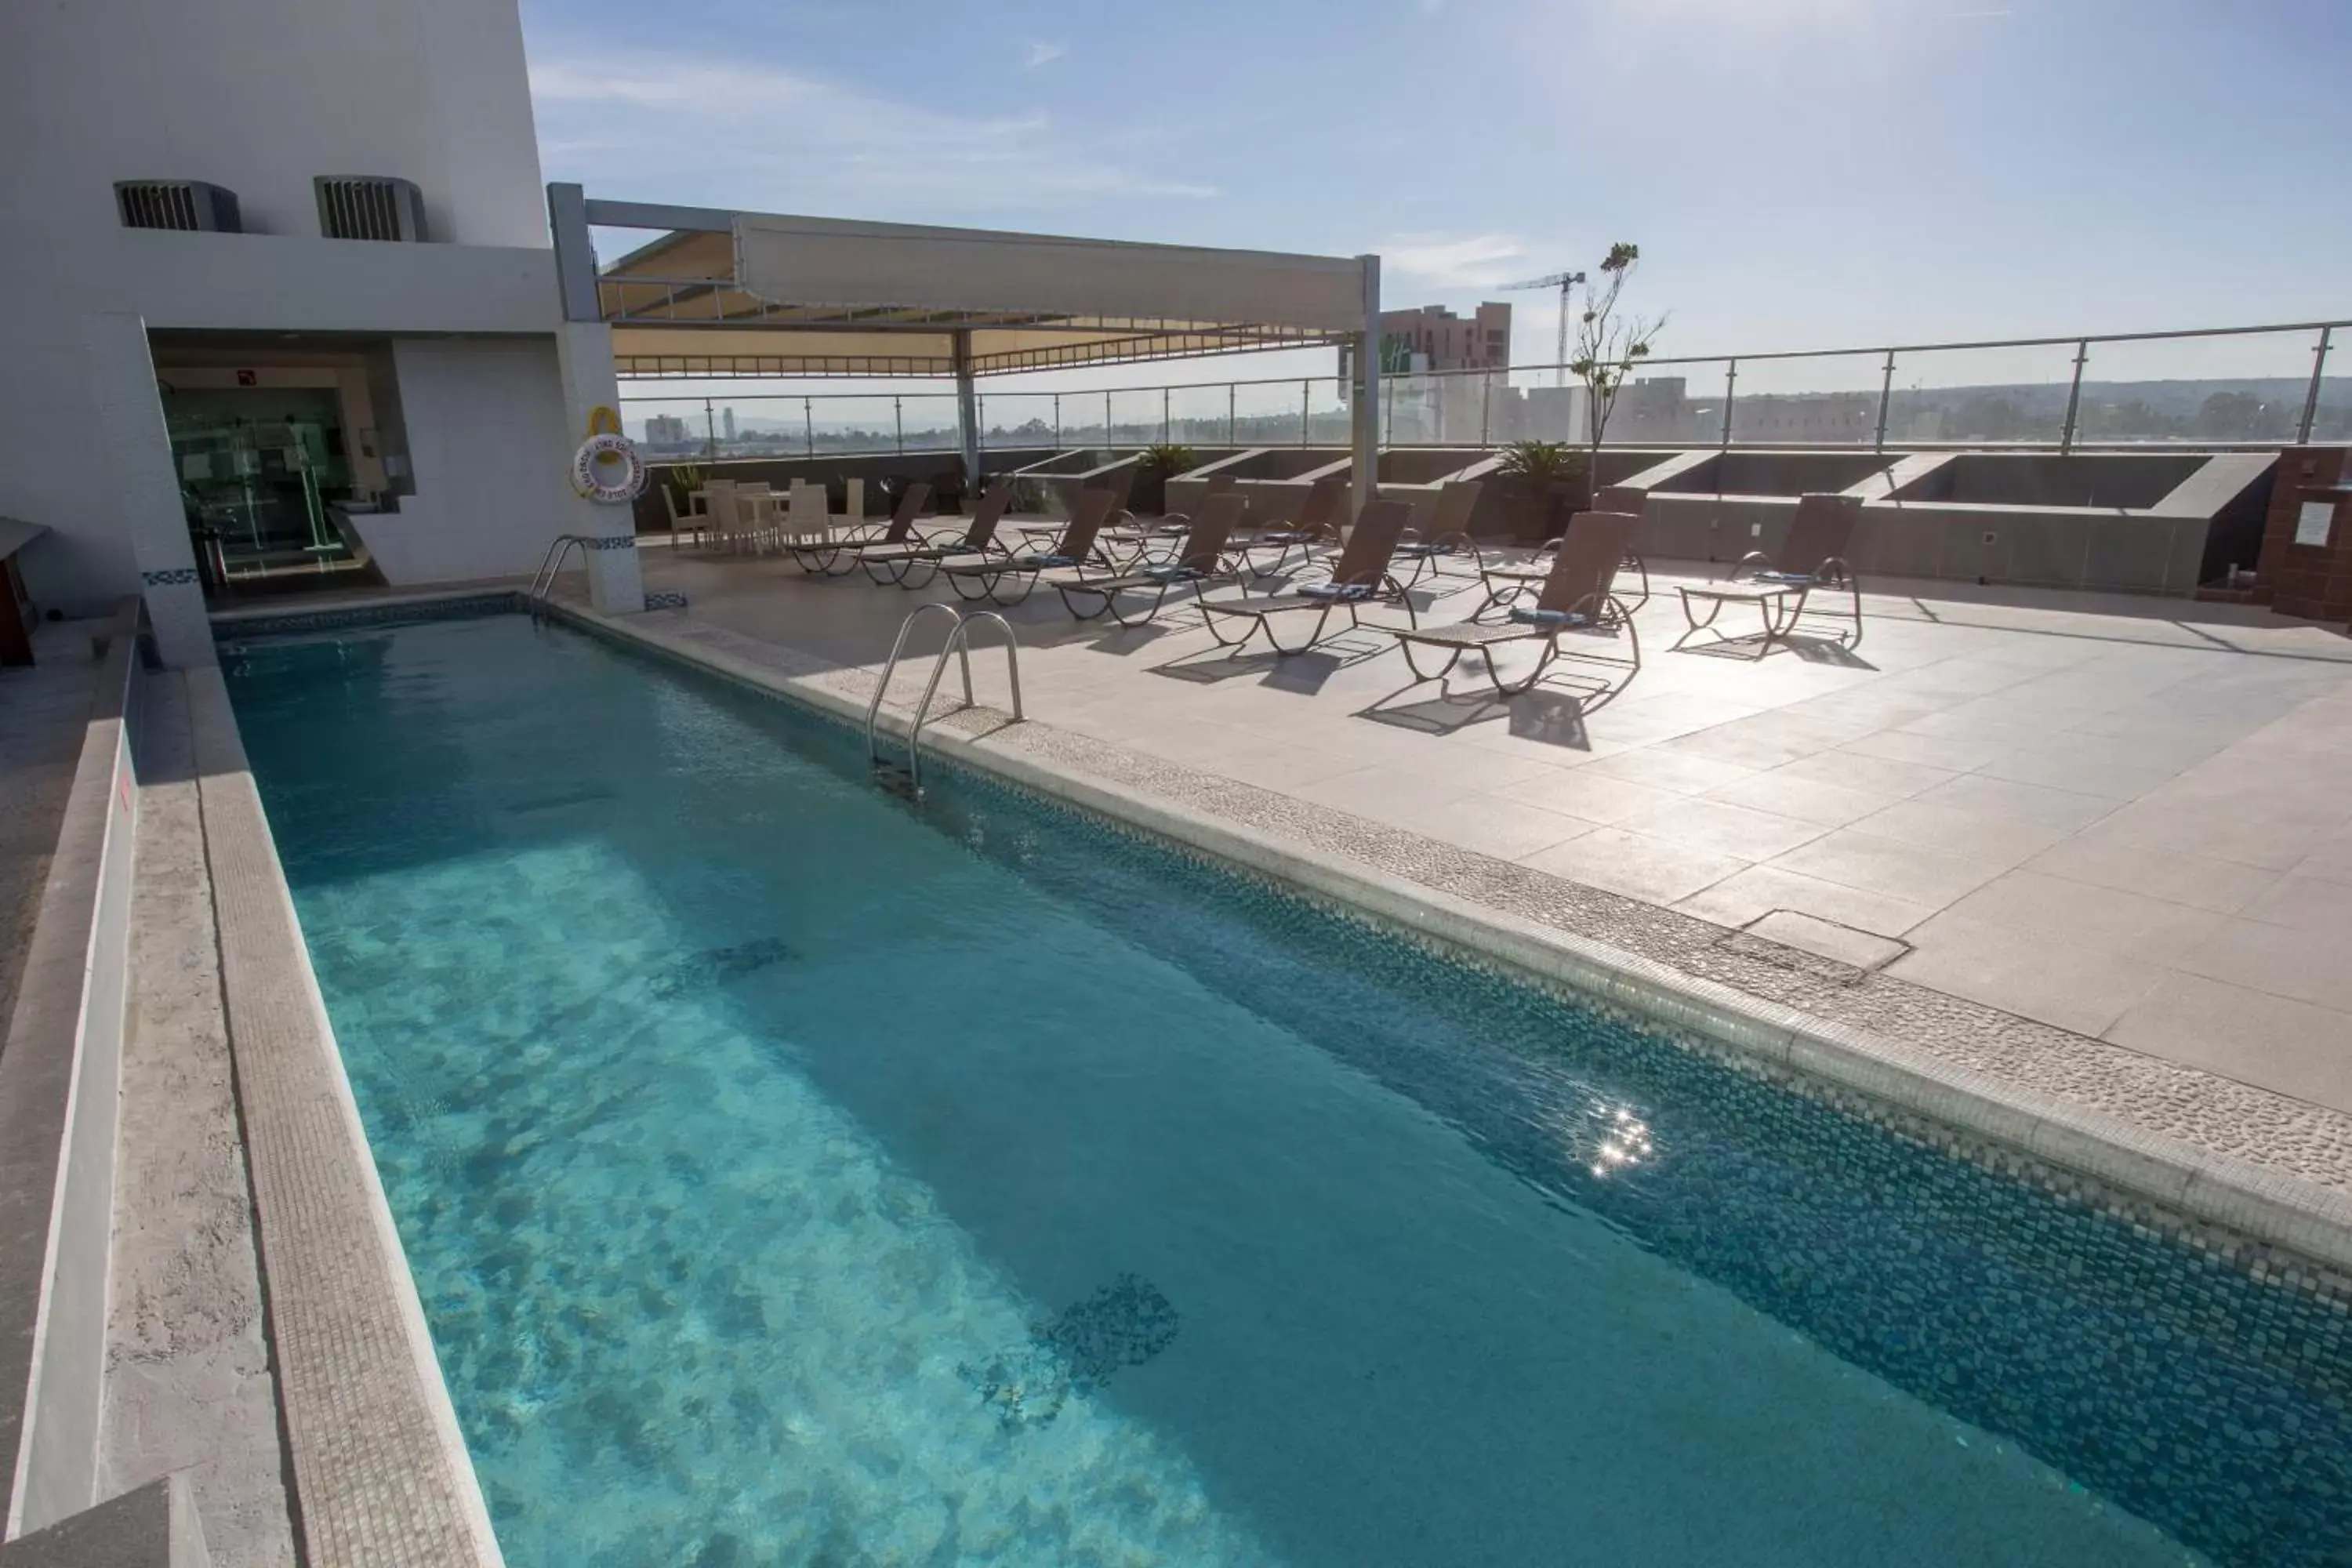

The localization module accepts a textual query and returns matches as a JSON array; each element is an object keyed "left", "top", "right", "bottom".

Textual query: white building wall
[
  {"left": 0, "top": 0, "right": 544, "bottom": 248},
  {"left": 351, "top": 339, "right": 577, "bottom": 586},
  {"left": 0, "top": 0, "right": 567, "bottom": 641}
]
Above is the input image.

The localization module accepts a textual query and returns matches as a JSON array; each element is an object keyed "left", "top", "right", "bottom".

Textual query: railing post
[
  {"left": 1874, "top": 350, "right": 1896, "bottom": 452},
  {"left": 893, "top": 396, "right": 903, "bottom": 454},
  {"left": 1104, "top": 390, "right": 1113, "bottom": 445},
  {"left": 803, "top": 396, "right": 814, "bottom": 457},
  {"left": 1301, "top": 379, "right": 1310, "bottom": 446},
  {"left": 1480, "top": 372, "right": 1493, "bottom": 448},
  {"left": 1053, "top": 393, "right": 1062, "bottom": 449},
  {"left": 1382, "top": 375, "right": 1395, "bottom": 445},
  {"left": 1719, "top": 360, "right": 1737, "bottom": 449},
  {"left": 1228, "top": 383, "right": 1236, "bottom": 448},
  {"left": 703, "top": 396, "right": 715, "bottom": 458},
  {"left": 1161, "top": 386, "right": 1171, "bottom": 444},
  {"left": 2299, "top": 325, "right": 2333, "bottom": 445},
  {"left": 2060, "top": 339, "right": 2089, "bottom": 453}
]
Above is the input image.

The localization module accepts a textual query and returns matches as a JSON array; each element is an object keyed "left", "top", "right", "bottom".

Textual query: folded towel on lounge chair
[
  {"left": 1508, "top": 606, "right": 1592, "bottom": 627},
  {"left": 1750, "top": 570, "right": 1821, "bottom": 586},
  {"left": 1298, "top": 581, "right": 1379, "bottom": 602},
  {"left": 1142, "top": 563, "right": 1205, "bottom": 582},
  {"left": 1018, "top": 554, "right": 1076, "bottom": 568}
]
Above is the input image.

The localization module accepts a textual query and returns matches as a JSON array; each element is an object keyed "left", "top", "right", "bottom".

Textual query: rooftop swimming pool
[{"left": 223, "top": 611, "right": 2350, "bottom": 1567}]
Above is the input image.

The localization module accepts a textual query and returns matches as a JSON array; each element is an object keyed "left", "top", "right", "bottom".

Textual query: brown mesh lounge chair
[
  {"left": 789, "top": 481, "right": 932, "bottom": 576},
  {"left": 940, "top": 488, "right": 1116, "bottom": 606},
  {"left": 1390, "top": 480, "right": 1484, "bottom": 590},
  {"left": 855, "top": 483, "right": 1011, "bottom": 590},
  {"left": 1672, "top": 492, "right": 1863, "bottom": 658},
  {"left": 1475, "top": 484, "right": 1651, "bottom": 617},
  {"left": 1198, "top": 499, "right": 1417, "bottom": 657},
  {"left": 1389, "top": 509, "right": 1643, "bottom": 699},
  {"left": 1056, "top": 492, "right": 1245, "bottom": 626},
  {"left": 1236, "top": 474, "right": 1346, "bottom": 578},
  {"left": 1017, "top": 470, "right": 1134, "bottom": 551}
]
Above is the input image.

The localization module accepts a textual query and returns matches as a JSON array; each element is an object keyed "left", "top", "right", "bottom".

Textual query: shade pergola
[{"left": 546, "top": 185, "right": 1382, "bottom": 505}]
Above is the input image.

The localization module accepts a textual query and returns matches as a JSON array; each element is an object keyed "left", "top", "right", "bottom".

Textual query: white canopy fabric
[
  {"left": 731, "top": 214, "right": 1365, "bottom": 334},
  {"left": 600, "top": 216, "right": 1367, "bottom": 379}
]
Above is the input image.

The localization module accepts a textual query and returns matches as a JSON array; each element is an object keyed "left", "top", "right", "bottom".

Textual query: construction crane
[{"left": 1500, "top": 270, "right": 1586, "bottom": 386}]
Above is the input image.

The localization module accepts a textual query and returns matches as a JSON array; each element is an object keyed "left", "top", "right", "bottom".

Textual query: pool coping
[
  {"left": 182, "top": 666, "right": 503, "bottom": 1568},
  {"left": 492, "top": 592, "right": 2352, "bottom": 1285}
]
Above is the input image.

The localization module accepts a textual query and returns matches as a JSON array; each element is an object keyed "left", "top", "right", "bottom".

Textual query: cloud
[
  {"left": 528, "top": 54, "right": 1217, "bottom": 214},
  {"left": 1381, "top": 233, "right": 1530, "bottom": 289},
  {"left": 1024, "top": 41, "right": 1069, "bottom": 68}
]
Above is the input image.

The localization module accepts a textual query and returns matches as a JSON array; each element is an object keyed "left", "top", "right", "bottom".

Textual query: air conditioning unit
[
  {"left": 114, "top": 180, "right": 241, "bottom": 232},
  {"left": 314, "top": 176, "right": 427, "bottom": 242}
]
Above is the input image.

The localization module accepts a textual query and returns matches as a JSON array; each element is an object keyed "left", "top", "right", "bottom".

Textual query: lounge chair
[
  {"left": 1473, "top": 483, "right": 1651, "bottom": 618},
  {"left": 1197, "top": 499, "right": 1417, "bottom": 657},
  {"left": 1390, "top": 480, "right": 1484, "bottom": 590},
  {"left": 1055, "top": 492, "right": 1245, "bottom": 626},
  {"left": 1673, "top": 492, "right": 1864, "bottom": 658},
  {"left": 1099, "top": 476, "right": 1232, "bottom": 568},
  {"left": 787, "top": 481, "right": 932, "bottom": 575},
  {"left": 1236, "top": 474, "right": 1346, "bottom": 578},
  {"left": 1017, "top": 470, "right": 1134, "bottom": 552},
  {"left": 1388, "top": 508, "right": 1643, "bottom": 699},
  {"left": 856, "top": 482, "right": 1013, "bottom": 589},
  {"left": 938, "top": 488, "right": 1116, "bottom": 606}
]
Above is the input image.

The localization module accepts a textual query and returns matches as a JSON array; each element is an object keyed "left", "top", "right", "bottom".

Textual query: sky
[{"left": 521, "top": 0, "right": 2352, "bottom": 400}]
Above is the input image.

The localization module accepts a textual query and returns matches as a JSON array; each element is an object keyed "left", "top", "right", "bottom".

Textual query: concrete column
[
  {"left": 953, "top": 331, "right": 981, "bottom": 502},
  {"left": 554, "top": 321, "right": 644, "bottom": 613},
  {"left": 82, "top": 313, "right": 212, "bottom": 666},
  {"left": 1351, "top": 255, "right": 1381, "bottom": 528}
]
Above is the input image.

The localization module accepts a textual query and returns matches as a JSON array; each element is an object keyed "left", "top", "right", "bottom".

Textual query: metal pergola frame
[{"left": 546, "top": 183, "right": 1383, "bottom": 506}]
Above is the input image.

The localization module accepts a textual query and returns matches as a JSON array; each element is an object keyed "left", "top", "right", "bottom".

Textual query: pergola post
[
  {"left": 953, "top": 330, "right": 980, "bottom": 497},
  {"left": 1351, "top": 254, "right": 1382, "bottom": 526}
]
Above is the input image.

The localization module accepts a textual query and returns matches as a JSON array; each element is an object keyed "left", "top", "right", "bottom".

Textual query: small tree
[{"left": 1566, "top": 243, "right": 1668, "bottom": 470}]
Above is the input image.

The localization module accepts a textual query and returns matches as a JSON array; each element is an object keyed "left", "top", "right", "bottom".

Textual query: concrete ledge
[
  {"left": 548, "top": 597, "right": 2352, "bottom": 1282},
  {"left": 0, "top": 1472, "right": 207, "bottom": 1568},
  {"left": 1, "top": 599, "right": 142, "bottom": 1537},
  {"left": 183, "top": 668, "right": 501, "bottom": 1568}
]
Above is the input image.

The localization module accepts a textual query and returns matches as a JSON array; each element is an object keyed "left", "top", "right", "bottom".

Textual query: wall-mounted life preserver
[{"left": 571, "top": 405, "right": 646, "bottom": 503}]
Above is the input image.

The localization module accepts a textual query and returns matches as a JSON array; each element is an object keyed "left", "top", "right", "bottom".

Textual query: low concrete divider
[{"left": 0, "top": 601, "right": 143, "bottom": 1538}]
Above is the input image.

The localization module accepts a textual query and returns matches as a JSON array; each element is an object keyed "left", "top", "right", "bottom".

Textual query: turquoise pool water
[{"left": 224, "top": 612, "right": 2348, "bottom": 1567}]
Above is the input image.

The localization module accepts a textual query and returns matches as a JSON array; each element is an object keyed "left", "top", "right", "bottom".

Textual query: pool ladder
[
  {"left": 526, "top": 534, "right": 593, "bottom": 620},
  {"left": 865, "top": 604, "right": 1024, "bottom": 796}
]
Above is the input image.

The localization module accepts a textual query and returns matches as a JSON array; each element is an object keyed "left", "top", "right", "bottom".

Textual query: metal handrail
[
  {"left": 864, "top": 605, "right": 1024, "bottom": 793},
  {"left": 625, "top": 312, "right": 2350, "bottom": 456},
  {"left": 905, "top": 612, "right": 1022, "bottom": 791},
  {"left": 528, "top": 533, "right": 593, "bottom": 618},
  {"left": 866, "top": 603, "right": 970, "bottom": 772}
]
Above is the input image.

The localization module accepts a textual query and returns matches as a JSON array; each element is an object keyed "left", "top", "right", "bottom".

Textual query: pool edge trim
[
  {"left": 183, "top": 666, "right": 505, "bottom": 1568},
  {"left": 543, "top": 596, "right": 2352, "bottom": 1281}
]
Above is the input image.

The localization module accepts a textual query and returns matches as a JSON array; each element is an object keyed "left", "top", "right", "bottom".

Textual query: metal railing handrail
[
  {"left": 625, "top": 314, "right": 2349, "bottom": 458},
  {"left": 866, "top": 603, "right": 968, "bottom": 776},
  {"left": 862, "top": 604, "right": 1022, "bottom": 794},
  {"left": 527, "top": 533, "right": 593, "bottom": 617},
  {"left": 906, "top": 612, "right": 1021, "bottom": 793}
]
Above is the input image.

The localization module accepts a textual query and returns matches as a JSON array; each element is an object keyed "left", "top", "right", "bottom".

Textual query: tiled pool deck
[{"left": 610, "top": 538, "right": 2352, "bottom": 1190}]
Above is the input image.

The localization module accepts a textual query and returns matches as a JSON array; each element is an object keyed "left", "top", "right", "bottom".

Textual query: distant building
[
  {"left": 644, "top": 414, "right": 691, "bottom": 446},
  {"left": 722, "top": 407, "right": 738, "bottom": 442},
  {"left": 1378, "top": 303, "right": 1512, "bottom": 373}
]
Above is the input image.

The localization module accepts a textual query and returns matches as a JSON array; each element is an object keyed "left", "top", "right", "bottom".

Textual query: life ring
[{"left": 572, "top": 430, "right": 646, "bottom": 503}]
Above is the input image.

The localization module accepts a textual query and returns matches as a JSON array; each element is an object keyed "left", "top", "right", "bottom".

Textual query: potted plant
[
  {"left": 1494, "top": 440, "right": 1592, "bottom": 543},
  {"left": 1131, "top": 443, "right": 1197, "bottom": 517}
]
